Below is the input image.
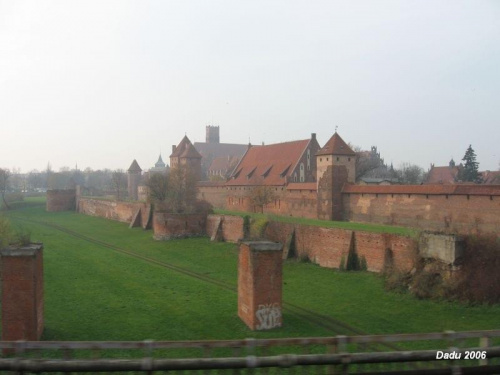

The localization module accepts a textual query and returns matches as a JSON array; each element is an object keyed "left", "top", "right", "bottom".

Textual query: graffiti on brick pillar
[{"left": 256, "top": 303, "right": 281, "bottom": 330}]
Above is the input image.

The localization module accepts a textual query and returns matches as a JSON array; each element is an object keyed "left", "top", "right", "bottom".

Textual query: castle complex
[{"left": 123, "top": 126, "right": 500, "bottom": 235}]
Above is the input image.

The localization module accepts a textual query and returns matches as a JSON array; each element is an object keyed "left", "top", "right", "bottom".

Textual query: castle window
[
  {"left": 320, "top": 158, "right": 322, "bottom": 162},
  {"left": 336, "top": 157, "right": 339, "bottom": 161},
  {"left": 327, "top": 158, "right": 329, "bottom": 161},
  {"left": 348, "top": 157, "right": 351, "bottom": 162},
  {"left": 307, "top": 149, "right": 311, "bottom": 170}
]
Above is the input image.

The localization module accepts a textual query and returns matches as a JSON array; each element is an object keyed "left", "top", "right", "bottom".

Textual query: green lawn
[
  {"left": 215, "top": 209, "right": 419, "bottom": 237},
  {"left": 2, "top": 199, "right": 499, "bottom": 346}
]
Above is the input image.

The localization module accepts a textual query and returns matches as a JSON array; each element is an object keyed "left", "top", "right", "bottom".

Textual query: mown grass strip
[{"left": 214, "top": 209, "right": 418, "bottom": 237}]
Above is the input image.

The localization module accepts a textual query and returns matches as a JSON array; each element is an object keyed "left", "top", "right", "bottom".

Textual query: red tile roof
[
  {"left": 425, "top": 166, "right": 459, "bottom": 184},
  {"left": 481, "top": 170, "right": 500, "bottom": 184},
  {"left": 317, "top": 132, "right": 356, "bottom": 156},
  {"left": 209, "top": 155, "right": 240, "bottom": 173},
  {"left": 171, "top": 136, "right": 201, "bottom": 159},
  {"left": 287, "top": 182, "right": 317, "bottom": 191},
  {"left": 194, "top": 142, "right": 248, "bottom": 159},
  {"left": 342, "top": 184, "right": 500, "bottom": 196},
  {"left": 226, "top": 139, "right": 310, "bottom": 186}
]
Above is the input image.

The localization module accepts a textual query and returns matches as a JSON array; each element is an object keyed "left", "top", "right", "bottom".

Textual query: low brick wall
[
  {"left": 206, "top": 215, "right": 245, "bottom": 243},
  {"left": 208, "top": 214, "right": 418, "bottom": 272},
  {"left": 153, "top": 212, "right": 206, "bottom": 240},
  {"left": 78, "top": 198, "right": 150, "bottom": 224},
  {"left": 46, "top": 190, "right": 76, "bottom": 212}
]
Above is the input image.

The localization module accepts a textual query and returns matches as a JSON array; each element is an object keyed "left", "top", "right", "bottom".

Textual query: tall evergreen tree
[{"left": 458, "top": 145, "right": 482, "bottom": 183}]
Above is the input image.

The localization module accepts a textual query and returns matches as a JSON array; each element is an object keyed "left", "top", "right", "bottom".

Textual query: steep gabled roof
[
  {"left": 170, "top": 136, "right": 201, "bottom": 159},
  {"left": 481, "top": 170, "right": 500, "bottom": 184},
  {"left": 128, "top": 159, "right": 142, "bottom": 172},
  {"left": 425, "top": 166, "right": 459, "bottom": 184},
  {"left": 226, "top": 139, "right": 310, "bottom": 186},
  {"left": 317, "top": 132, "right": 356, "bottom": 156},
  {"left": 181, "top": 143, "right": 202, "bottom": 159},
  {"left": 208, "top": 155, "right": 240, "bottom": 173},
  {"left": 194, "top": 142, "right": 248, "bottom": 159}
]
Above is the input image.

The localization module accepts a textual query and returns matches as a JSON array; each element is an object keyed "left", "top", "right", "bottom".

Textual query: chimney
[
  {"left": 172, "top": 145, "right": 176, "bottom": 154},
  {"left": 311, "top": 133, "right": 316, "bottom": 140}
]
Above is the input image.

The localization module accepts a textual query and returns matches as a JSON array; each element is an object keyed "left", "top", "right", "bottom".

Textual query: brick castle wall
[
  {"left": 206, "top": 214, "right": 245, "bottom": 242},
  {"left": 200, "top": 177, "right": 500, "bottom": 235},
  {"left": 78, "top": 198, "right": 150, "bottom": 224},
  {"left": 198, "top": 183, "right": 228, "bottom": 209},
  {"left": 223, "top": 187, "right": 318, "bottom": 219},
  {"left": 208, "top": 214, "right": 417, "bottom": 272},
  {"left": 153, "top": 212, "right": 206, "bottom": 240},
  {"left": 343, "top": 190, "right": 500, "bottom": 235},
  {"left": 46, "top": 189, "right": 76, "bottom": 212}
]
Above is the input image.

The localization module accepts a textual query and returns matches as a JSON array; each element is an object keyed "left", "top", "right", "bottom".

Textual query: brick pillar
[
  {"left": 1, "top": 244, "right": 44, "bottom": 341},
  {"left": 238, "top": 241, "right": 283, "bottom": 330}
]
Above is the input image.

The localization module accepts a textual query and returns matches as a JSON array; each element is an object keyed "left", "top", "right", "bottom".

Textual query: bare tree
[
  {"left": 165, "top": 165, "right": 198, "bottom": 213},
  {"left": 394, "top": 163, "right": 425, "bottom": 185},
  {"left": 111, "top": 170, "right": 126, "bottom": 200},
  {"left": 0, "top": 168, "right": 11, "bottom": 209},
  {"left": 147, "top": 173, "right": 169, "bottom": 203},
  {"left": 349, "top": 144, "right": 387, "bottom": 181},
  {"left": 27, "top": 170, "right": 43, "bottom": 191},
  {"left": 248, "top": 186, "right": 277, "bottom": 213}
]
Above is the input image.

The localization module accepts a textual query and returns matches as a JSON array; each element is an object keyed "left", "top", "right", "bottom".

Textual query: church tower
[{"left": 206, "top": 125, "right": 220, "bottom": 144}]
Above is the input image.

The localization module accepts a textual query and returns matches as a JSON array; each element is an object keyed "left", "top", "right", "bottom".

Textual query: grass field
[
  {"left": 2, "top": 198, "right": 499, "bottom": 345},
  {"left": 215, "top": 209, "right": 418, "bottom": 237}
]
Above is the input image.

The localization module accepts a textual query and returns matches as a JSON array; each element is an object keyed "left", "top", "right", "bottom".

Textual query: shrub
[
  {"left": 12, "top": 225, "right": 32, "bottom": 246},
  {"left": 249, "top": 217, "right": 269, "bottom": 239},
  {"left": 384, "top": 270, "right": 412, "bottom": 294},
  {"left": 5, "top": 192, "right": 24, "bottom": 203},
  {"left": 382, "top": 248, "right": 394, "bottom": 275},
  {"left": 346, "top": 245, "right": 360, "bottom": 271},
  {"left": 359, "top": 255, "right": 368, "bottom": 271},
  {"left": 298, "top": 253, "right": 311, "bottom": 263},
  {"left": 243, "top": 215, "right": 251, "bottom": 238},
  {"left": 339, "top": 255, "right": 346, "bottom": 271},
  {"left": 453, "top": 235, "right": 500, "bottom": 304},
  {"left": 0, "top": 215, "right": 12, "bottom": 248}
]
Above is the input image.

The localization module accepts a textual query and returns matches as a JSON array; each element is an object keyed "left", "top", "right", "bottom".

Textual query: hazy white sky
[{"left": 1, "top": 0, "right": 499, "bottom": 173}]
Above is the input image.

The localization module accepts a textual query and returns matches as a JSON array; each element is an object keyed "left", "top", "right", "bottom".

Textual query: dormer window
[
  {"left": 246, "top": 166, "right": 257, "bottom": 179},
  {"left": 280, "top": 164, "right": 291, "bottom": 178},
  {"left": 233, "top": 168, "right": 242, "bottom": 179},
  {"left": 262, "top": 165, "right": 273, "bottom": 178}
]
